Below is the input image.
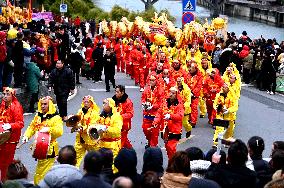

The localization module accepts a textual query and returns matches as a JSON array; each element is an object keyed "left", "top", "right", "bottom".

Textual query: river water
[{"left": 94, "top": 0, "right": 284, "bottom": 42}]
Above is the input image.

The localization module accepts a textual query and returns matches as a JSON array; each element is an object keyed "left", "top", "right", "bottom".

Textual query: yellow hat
[{"left": 38, "top": 96, "right": 57, "bottom": 114}]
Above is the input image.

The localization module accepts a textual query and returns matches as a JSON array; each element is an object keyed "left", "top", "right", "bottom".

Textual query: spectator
[
  {"left": 103, "top": 48, "right": 116, "bottom": 92},
  {"left": 6, "top": 160, "right": 33, "bottom": 188},
  {"left": 92, "top": 42, "right": 104, "bottom": 82},
  {"left": 242, "top": 48, "right": 255, "bottom": 84},
  {"left": 161, "top": 151, "right": 220, "bottom": 188},
  {"left": 2, "top": 39, "right": 15, "bottom": 88},
  {"left": 112, "top": 177, "right": 133, "bottom": 188},
  {"left": 205, "top": 148, "right": 227, "bottom": 165},
  {"left": 74, "top": 16, "right": 81, "bottom": 28},
  {"left": 246, "top": 136, "right": 272, "bottom": 187},
  {"left": 269, "top": 150, "right": 284, "bottom": 174},
  {"left": 141, "top": 171, "right": 160, "bottom": 188},
  {"left": 205, "top": 139, "right": 258, "bottom": 188},
  {"left": 272, "top": 165, "right": 284, "bottom": 181},
  {"left": 271, "top": 141, "right": 284, "bottom": 156},
  {"left": 99, "top": 148, "right": 114, "bottom": 184},
  {"left": 48, "top": 60, "right": 75, "bottom": 121},
  {"left": 264, "top": 178, "right": 284, "bottom": 188},
  {"left": 13, "top": 32, "right": 24, "bottom": 88},
  {"left": 114, "top": 148, "right": 142, "bottom": 187},
  {"left": 38, "top": 145, "right": 83, "bottom": 188},
  {"left": 185, "top": 147, "right": 211, "bottom": 179},
  {"left": 2, "top": 180, "right": 24, "bottom": 188},
  {"left": 212, "top": 44, "right": 222, "bottom": 69},
  {"left": 69, "top": 44, "right": 84, "bottom": 84},
  {"left": 142, "top": 147, "right": 164, "bottom": 177},
  {"left": 57, "top": 26, "right": 70, "bottom": 62},
  {"left": 63, "top": 151, "right": 111, "bottom": 188}
]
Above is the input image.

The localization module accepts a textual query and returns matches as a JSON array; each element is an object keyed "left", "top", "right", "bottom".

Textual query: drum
[
  {"left": 32, "top": 132, "right": 51, "bottom": 160},
  {"left": 213, "top": 119, "right": 230, "bottom": 128},
  {"left": 66, "top": 115, "right": 81, "bottom": 127},
  {"left": 0, "top": 124, "right": 11, "bottom": 145}
]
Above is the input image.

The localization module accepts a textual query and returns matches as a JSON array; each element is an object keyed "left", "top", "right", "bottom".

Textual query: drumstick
[{"left": 16, "top": 142, "right": 27, "bottom": 149}]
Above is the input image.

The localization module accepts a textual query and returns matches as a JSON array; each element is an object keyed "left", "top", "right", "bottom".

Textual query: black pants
[
  {"left": 243, "top": 68, "right": 251, "bottom": 84},
  {"left": 29, "top": 92, "right": 39, "bottom": 112},
  {"left": 56, "top": 94, "right": 69, "bottom": 117},
  {"left": 105, "top": 74, "right": 115, "bottom": 91},
  {"left": 94, "top": 64, "right": 103, "bottom": 81},
  {"left": 14, "top": 66, "right": 23, "bottom": 87}
]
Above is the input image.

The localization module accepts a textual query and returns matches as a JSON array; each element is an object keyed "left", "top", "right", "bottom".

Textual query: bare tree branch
[
  {"left": 140, "top": 0, "right": 146, "bottom": 3},
  {"left": 151, "top": 0, "right": 159, "bottom": 4}
]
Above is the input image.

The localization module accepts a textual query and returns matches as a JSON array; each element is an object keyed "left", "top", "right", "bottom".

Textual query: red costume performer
[
  {"left": 141, "top": 72, "right": 164, "bottom": 148},
  {"left": 170, "top": 60, "right": 188, "bottom": 82},
  {"left": 112, "top": 85, "right": 134, "bottom": 149},
  {"left": 130, "top": 45, "right": 143, "bottom": 86},
  {"left": 0, "top": 87, "right": 24, "bottom": 181},
  {"left": 188, "top": 63, "right": 203, "bottom": 127},
  {"left": 124, "top": 42, "right": 134, "bottom": 76},
  {"left": 203, "top": 69, "right": 224, "bottom": 124},
  {"left": 154, "top": 87, "right": 184, "bottom": 159},
  {"left": 114, "top": 39, "right": 124, "bottom": 72}
]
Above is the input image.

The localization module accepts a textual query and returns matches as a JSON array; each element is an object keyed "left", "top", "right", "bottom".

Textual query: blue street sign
[
  {"left": 182, "top": 0, "right": 196, "bottom": 12},
  {"left": 182, "top": 12, "right": 195, "bottom": 25},
  {"left": 60, "top": 4, "right": 67, "bottom": 13}
]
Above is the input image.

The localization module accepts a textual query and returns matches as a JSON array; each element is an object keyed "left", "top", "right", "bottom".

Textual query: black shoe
[
  {"left": 76, "top": 82, "right": 82, "bottom": 84},
  {"left": 106, "top": 89, "right": 110, "bottom": 92},
  {"left": 200, "top": 115, "right": 205, "bottom": 118},
  {"left": 145, "top": 144, "right": 150, "bottom": 149},
  {"left": 186, "top": 131, "right": 191, "bottom": 138},
  {"left": 192, "top": 124, "right": 196, "bottom": 128}
]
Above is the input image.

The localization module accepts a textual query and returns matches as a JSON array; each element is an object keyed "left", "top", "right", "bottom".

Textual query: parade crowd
[{"left": 0, "top": 16, "right": 284, "bottom": 188}]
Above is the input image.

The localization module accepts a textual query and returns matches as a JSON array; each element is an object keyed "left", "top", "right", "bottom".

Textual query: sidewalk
[{"left": 241, "top": 84, "right": 284, "bottom": 106}]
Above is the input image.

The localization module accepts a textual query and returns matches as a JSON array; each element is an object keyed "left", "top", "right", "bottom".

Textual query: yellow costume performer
[
  {"left": 97, "top": 98, "right": 123, "bottom": 159},
  {"left": 212, "top": 85, "right": 238, "bottom": 146},
  {"left": 23, "top": 96, "right": 63, "bottom": 185},
  {"left": 198, "top": 53, "right": 212, "bottom": 118},
  {"left": 74, "top": 95, "right": 100, "bottom": 167},
  {"left": 176, "top": 77, "right": 192, "bottom": 137}
]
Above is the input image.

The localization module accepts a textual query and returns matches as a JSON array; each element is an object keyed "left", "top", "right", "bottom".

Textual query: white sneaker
[
  {"left": 140, "top": 88, "right": 144, "bottom": 92},
  {"left": 267, "top": 90, "right": 270, "bottom": 94},
  {"left": 270, "top": 91, "right": 275, "bottom": 95}
]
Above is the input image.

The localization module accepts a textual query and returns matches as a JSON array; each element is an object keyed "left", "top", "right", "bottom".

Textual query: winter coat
[
  {"left": 103, "top": 53, "right": 116, "bottom": 76},
  {"left": 205, "top": 163, "right": 258, "bottom": 188},
  {"left": 188, "top": 177, "right": 221, "bottom": 188},
  {"left": 25, "top": 62, "right": 42, "bottom": 93},
  {"left": 190, "top": 160, "right": 211, "bottom": 179},
  {"left": 15, "top": 179, "right": 34, "bottom": 188},
  {"left": 142, "top": 147, "right": 164, "bottom": 176},
  {"left": 48, "top": 66, "right": 75, "bottom": 96},
  {"left": 161, "top": 172, "right": 191, "bottom": 188},
  {"left": 243, "top": 51, "right": 254, "bottom": 69},
  {"left": 63, "top": 173, "right": 111, "bottom": 188},
  {"left": 38, "top": 164, "right": 82, "bottom": 188}
]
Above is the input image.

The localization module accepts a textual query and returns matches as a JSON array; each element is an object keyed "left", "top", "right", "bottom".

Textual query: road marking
[
  {"left": 88, "top": 86, "right": 139, "bottom": 92},
  {"left": 160, "top": 135, "right": 195, "bottom": 150}
]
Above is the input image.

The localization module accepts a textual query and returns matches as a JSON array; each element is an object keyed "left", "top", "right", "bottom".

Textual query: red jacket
[
  {"left": 155, "top": 98, "right": 184, "bottom": 134},
  {"left": 188, "top": 70, "right": 203, "bottom": 97},
  {"left": 141, "top": 85, "right": 164, "bottom": 117},
  {"left": 170, "top": 67, "right": 188, "bottom": 82},
  {"left": 130, "top": 49, "right": 143, "bottom": 66},
  {"left": 112, "top": 94, "right": 134, "bottom": 131},
  {"left": 0, "top": 97, "right": 24, "bottom": 143},
  {"left": 203, "top": 74, "right": 224, "bottom": 100},
  {"left": 74, "top": 17, "right": 81, "bottom": 27}
]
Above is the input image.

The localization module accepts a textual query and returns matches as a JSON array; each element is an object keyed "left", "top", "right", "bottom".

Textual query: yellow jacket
[
  {"left": 213, "top": 90, "right": 238, "bottom": 120},
  {"left": 24, "top": 99, "right": 63, "bottom": 156},
  {"left": 178, "top": 82, "right": 191, "bottom": 115},
  {"left": 77, "top": 97, "right": 100, "bottom": 145}
]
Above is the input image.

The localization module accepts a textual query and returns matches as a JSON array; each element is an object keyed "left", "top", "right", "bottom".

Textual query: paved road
[{"left": 15, "top": 72, "right": 284, "bottom": 180}]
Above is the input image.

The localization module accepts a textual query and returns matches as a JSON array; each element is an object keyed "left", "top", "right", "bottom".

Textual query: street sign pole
[{"left": 182, "top": 0, "right": 196, "bottom": 26}]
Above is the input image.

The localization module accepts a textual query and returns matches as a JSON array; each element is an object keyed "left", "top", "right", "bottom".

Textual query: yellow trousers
[
  {"left": 213, "top": 120, "right": 235, "bottom": 146},
  {"left": 182, "top": 115, "right": 192, "bottom": 132},
  {"left": 199, "top": 97, "right": 207, "bottom": 116},
  {"left": 34, "top": 158, "right": 55, "bottom": 185},
  {"left": 74, "top": 135, "right": 99, "bottom": 168}
]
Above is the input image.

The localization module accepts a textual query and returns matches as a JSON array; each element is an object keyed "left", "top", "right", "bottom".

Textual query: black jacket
[
  {"left": 103, "top": 53, "right": 116, "bottom": 76},
  {"left": 69, "top": 51, "right": 84, "bottom": 71},
  {"left": 205, "top": 163, "right": 258, "bottom": 188},
  {"left": 48, "top": 66, "right": 75, "bottom": 96},
  {"left": 63, "top": 173, "right": 111, "bottom": 188}
]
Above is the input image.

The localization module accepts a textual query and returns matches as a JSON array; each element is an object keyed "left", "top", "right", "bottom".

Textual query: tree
[{"left": 140, "top": 0, "right": 159, "bottom": 10}]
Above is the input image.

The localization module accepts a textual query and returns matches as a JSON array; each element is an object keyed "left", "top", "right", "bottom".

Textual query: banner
[{"left": 32, "top": 12, "right": 53, "bottom": 23}]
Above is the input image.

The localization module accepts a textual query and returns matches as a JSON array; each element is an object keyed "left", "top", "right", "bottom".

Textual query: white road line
[
  {"left": 88, "top": 86, "right": 139, "bottom": 92},
  {"left": 159, "top": 135, "right": 195, "bottom": 150}
]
